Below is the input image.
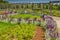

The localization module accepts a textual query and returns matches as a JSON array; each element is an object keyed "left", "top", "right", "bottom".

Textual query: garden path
[
  {"left": 52, "top": 16, "right": 60, "bottom": 34},
  {"left": 32, "top": 27, "right": 46, "bottom": 40},
  {"left": 32, "top": 16, "right": 60, "bottom": 40}
]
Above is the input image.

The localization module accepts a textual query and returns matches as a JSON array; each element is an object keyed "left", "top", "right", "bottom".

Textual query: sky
[{"left": 6, "top": 0, "right": 60, "bottom": 3}]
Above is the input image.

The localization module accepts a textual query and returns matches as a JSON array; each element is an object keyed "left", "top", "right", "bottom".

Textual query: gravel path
[{"left": 52, "top": 17, "right": 60, "bottom": 34}]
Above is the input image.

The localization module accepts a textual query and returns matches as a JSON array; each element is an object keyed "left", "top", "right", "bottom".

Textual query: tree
[{"left": 0, "top": 0, "right": 8, "bottom": 3}]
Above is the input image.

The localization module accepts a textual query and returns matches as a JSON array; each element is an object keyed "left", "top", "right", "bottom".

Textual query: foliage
[
  {"left": 0, "top": 0, "right": 8, "bottom": 3},
  {"left": 0, "top": 22, "right": 36, "bottom": 40}
]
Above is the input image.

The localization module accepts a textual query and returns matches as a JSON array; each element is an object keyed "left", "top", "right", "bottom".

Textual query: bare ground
[{"left": 32, "top": 27, "right": 45, "bottom": 40}]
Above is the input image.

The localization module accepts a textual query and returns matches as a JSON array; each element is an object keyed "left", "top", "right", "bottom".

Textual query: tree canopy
[{"left": 0, "top": 0, "right": 8, "bottom": 3}]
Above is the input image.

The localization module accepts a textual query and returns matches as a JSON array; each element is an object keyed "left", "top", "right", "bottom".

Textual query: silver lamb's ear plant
[
  {"left": 37, "top": 19, "right": 41, "bottom": 25},
  {"left": 28, "top": 19, "right": 32, "bottom": 24},
  {"left": 17, "top": 17, "right": 22, "bottom": 24},
  {"left": 33, "top": 17, "right": 37, "bottom": 24}
]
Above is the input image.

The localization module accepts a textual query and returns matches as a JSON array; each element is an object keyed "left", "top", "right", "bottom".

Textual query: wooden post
[
  {"left": 27, "top": 4, "right": 28, "bottom": 8},
  {"left": 41, "top": 3, "right": 44, "bottom": 14},
  {"left": 49, "top": 2, "right": 53, "bottom": 16},
  {"left": 32, "top": 3, "right": 34, "bottom": 10},
  {"left": 38, "top": 3, "right": 40, "bottom": 9},
  {"left": 21, "top": 4, "right": 23, "bottom": 9},
  {"left": 19, "top": 4, "right": 21, "bottom": 9},
  {"left": 15, "top": 4, "right": 16, "bottom": 9}
]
